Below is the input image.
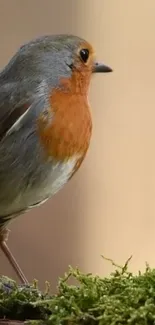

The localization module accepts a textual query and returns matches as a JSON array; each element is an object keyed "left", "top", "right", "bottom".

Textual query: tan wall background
[{"left": 0, "top": 0, "right": 155, "bottom": 289}]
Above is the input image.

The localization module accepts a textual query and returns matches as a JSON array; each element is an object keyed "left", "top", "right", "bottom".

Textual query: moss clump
[{"left": 1, "top": 256, "right": 155, "bottom": 324}]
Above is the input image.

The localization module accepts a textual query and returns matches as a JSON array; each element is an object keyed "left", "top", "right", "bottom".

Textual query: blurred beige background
[{"left": 0, "top": 0, "right": 155, "bottom": 289}]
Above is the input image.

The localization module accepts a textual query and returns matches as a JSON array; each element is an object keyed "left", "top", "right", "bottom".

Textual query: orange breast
[{"left": 37, "top": 85, "right": 92, "bottom": 175}]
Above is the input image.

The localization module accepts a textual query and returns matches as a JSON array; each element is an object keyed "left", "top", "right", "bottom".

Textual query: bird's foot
[
  {"left": 0, "top": 227, "right": 28, "bottom": 285},
  {"left": 0, "top": 228, "right": 10, "bottom": 243}
]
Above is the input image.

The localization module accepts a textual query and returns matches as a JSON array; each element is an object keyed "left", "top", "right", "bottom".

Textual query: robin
[{"left": 0, "top": 34, "right": 112, "bottom": 284}]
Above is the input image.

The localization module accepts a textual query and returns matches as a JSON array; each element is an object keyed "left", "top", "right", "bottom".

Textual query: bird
[{"left": 0, "top": 34, "right": 112, "bottom": 284}]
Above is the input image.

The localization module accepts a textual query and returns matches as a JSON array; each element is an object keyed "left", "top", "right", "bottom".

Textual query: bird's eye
[{"left": 79, "top": 49, "right": 89, "bottom": 63}]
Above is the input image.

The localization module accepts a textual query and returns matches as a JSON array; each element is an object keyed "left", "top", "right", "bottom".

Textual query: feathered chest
[{"left": 37, "top": 87, "right": 92, "bottom": 167}]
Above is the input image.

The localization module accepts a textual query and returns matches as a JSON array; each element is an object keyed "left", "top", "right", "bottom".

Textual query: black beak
[{"left": 93, "top": 61, "right": 113, "bottom": 73}]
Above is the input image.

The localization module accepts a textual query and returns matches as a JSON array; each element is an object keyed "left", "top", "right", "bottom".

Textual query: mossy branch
[{"left": 1, "top": 256, "right": 155, "bottom": 324}]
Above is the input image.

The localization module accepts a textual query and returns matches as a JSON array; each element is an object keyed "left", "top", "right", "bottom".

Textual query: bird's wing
[
  {"left": 0, "top": 82, "right": 38, "bottom": 142},
  {"left": 0, "top": 82, "right": 32, "bottom": 141}
]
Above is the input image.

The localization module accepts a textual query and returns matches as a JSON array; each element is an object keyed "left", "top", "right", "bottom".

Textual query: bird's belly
[
  {"left": 0, "top": 155, "right": 79, "bottom": 218},
  {"left": 27, "top": 156, "right": 78, "bottom": 205}
]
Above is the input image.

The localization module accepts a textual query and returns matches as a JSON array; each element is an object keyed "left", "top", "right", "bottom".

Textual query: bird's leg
[{"left": 0, "top": 228, "right": 29, "bottom": 285}]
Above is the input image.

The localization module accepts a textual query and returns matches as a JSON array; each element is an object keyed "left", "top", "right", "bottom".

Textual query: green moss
[{"left": 1, "top": 256, "right": 155, "bottom": 324}]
